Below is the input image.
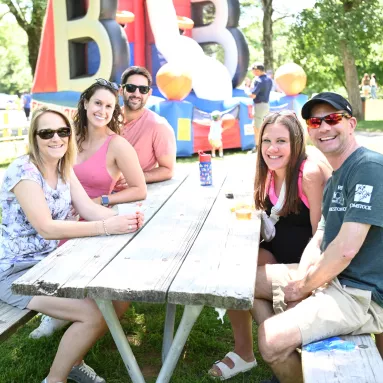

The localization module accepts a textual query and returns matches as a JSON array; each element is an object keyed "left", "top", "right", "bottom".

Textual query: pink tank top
[
  {"left": 74, "top": 135, "right": 118, "bottom": 199},
  {"left": 268, "top": 160, "right": 309, "bottom": 208}
]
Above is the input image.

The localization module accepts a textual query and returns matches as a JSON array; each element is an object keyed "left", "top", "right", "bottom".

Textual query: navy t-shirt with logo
[{"left": 321, "top": 147, "right": 383, "bottom": 307}]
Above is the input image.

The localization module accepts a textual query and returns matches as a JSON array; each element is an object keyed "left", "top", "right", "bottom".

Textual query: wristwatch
[{"left": 101, "top": 195, "right": 110, "bottom": 206}]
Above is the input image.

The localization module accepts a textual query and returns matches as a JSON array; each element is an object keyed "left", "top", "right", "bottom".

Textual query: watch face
[{"left": 102, "top": 196, "right": 109, "bottom": 206}]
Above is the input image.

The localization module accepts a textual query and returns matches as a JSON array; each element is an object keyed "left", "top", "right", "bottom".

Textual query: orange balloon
[
  {"left": 221, "top": 113, "right": 236, "bottom": 129},
  {"left": 177, "top": 15, "right": 194, "bottom": 30},
  {"left": 156, "top": 63, "right": 193, "bottom": 101},
  {"left": 275, "top": 63, "right": 307, "bottom": 96},
  {"left": 116, "top": 11, "right": 135, "bottom": 24}
]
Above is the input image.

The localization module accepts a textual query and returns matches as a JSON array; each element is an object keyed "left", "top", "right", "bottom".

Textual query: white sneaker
[{"left": 30, "top": 315, "right": 70, "bottom": 339}]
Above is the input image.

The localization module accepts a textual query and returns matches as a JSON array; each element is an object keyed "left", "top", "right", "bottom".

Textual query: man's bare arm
[
  {"left": 144, "top": 153, "right": 175, "bottom": 183},
  {"left": 285, "top": 222, "right": 370, "bottom": 302}
]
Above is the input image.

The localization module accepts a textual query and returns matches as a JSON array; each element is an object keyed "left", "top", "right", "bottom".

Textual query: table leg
[
  {"left": 162, "top": 303, "right": 176, "bottom": 363},
  {"left": 156, "top": 305, "right": 203, "bottom": 383},
  {"left": 95, "top": 299, "right": 146, "bottom": 383}
]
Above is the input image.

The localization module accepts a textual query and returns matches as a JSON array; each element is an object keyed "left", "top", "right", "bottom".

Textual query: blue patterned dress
[{"left": 0, "top": 155, "right": 71, "bottom": 272}]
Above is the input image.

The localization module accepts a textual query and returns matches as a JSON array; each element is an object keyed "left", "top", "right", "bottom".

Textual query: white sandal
[{"left": 208, "top": 351, "right": 257, "bottom": 380}]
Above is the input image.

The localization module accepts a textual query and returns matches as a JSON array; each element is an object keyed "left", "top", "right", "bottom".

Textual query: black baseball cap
[{"left": 301, "top": 92, "right": 353, "bottom": 119}]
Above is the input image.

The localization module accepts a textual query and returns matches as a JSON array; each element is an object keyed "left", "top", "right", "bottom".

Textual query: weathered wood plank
[
  {"left": 12, "top": 174, "right": 188, "bottom": 299},
  {"left": 0, "top": 302, "right": 36, "bottom": 342},
  {"left": 167, "top": 165, "right": 260, "bottom": 310},
  {"left": 302, "top": 334, "right": 383, "bottom": 383},
  {"left": 86, "top": 168, "right": 228, "bottom": 303}
]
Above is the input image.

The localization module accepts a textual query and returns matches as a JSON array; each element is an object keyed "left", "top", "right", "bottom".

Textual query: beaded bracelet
[{"left": 102, "top": 220, "right": 110, "bottom": 236}]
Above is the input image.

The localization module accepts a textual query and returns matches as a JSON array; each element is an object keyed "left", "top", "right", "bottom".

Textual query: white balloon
[
  {"left": 192, "top": 56, "right": 232, "bottom": 101},
  {"left": 166, "top": 36, "right": 205, "bottom": 67}
]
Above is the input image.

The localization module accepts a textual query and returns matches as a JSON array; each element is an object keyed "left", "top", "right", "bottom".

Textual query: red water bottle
[{"left": 198, "top": 150, "right": 212, "bottom": 186}]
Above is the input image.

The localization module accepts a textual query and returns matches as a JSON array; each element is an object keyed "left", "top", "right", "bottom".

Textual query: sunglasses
[
  {"left": 36, "top": 127, "right": 71, "bottom": 140},
  {"left": 95, "top": 78, "right": 119, "bottom": 91},
  {"left": 122, "top": 84, "right": 151, "bottom": 94},
  {"left": 306, "top": 112, "right": 351, "bottom": 129},
  {"left": 264, "top": 110, "right": 298, "bottom": 121}
]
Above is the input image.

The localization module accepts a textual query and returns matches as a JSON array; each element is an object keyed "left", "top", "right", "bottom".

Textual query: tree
[
  {"left": 290, "top": 0, "right": 383, "bottom": 119},
  {"left": 1, "top": 0, "right": 47, "bottom": 76},
  {"left": 261, "top": 0, "right": 273, "bottom": 72},
  {"left": 0, "top": 14, "right": 32, "bottom": 93}
]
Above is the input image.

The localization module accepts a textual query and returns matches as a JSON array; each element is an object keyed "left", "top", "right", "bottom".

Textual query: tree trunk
[
  {"left": 26, "top": 24, "right": 43, "bottom": 77},
  {"left": 261, "top": 0, "right": 273, "bottom": 72},
  {"left": 340, "top": 39, "right": 363, "bottom": 120}
]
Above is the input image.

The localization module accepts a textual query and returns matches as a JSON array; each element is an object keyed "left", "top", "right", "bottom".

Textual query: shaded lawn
[{"left": 0, "top": 303, "right": 272, "bottom": 383}]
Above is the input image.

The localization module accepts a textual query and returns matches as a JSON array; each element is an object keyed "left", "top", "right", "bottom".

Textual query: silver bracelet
[{"left": 102, "top": 220, "right": 110, "bottom": 236}]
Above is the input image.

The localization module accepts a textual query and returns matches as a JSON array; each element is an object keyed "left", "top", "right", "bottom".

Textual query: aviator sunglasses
[
  {"left": 36, "top": 127, "right": 71, "bottom": 140},
  {"left": 95, "top": 78, "right": 119, "bottom": 91},
  {"left": 122, "top": 83, "right": 151, "bottom": 94},
  {"left": 306, "top": 112, "right": 351, "bottom": 129}
]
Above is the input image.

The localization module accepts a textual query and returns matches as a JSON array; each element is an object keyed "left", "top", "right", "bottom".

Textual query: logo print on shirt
[
  {"left": 332, "top": 191, "right": 345, "bottom": 205},
  {"left": 354, "top": 184, "right": 373, "bottom": 203}
]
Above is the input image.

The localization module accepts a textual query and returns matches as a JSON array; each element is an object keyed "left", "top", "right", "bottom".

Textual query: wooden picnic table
[{"left": 12, "top": 160, "right": 260, "bottom": 383}]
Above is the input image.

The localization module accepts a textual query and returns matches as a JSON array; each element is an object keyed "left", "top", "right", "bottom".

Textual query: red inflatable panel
[
  {"left": 193, "top": 120, "right": 241, "bottom": 153},
  {"left": 32, "top": 0, "right": 57, "bottom": 93}
]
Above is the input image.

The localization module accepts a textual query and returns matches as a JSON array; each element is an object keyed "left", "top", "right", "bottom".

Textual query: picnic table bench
[
  {"left": 10, "top": 160, "right": 261, "bottom": 383},
  {"left": 0, "top": 301, "right": 35, "bottom": 343},
  {"left": 302, "top": 334, "right": 383, "bottom": 382}
]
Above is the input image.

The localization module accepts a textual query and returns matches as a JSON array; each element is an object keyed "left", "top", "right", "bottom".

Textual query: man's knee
[{"left": 258, "top": 316, "right": 302, "bottom": 364}]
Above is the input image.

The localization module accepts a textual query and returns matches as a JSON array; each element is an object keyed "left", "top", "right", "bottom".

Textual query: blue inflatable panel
[{"left": 157, "top": 100, "right": 194, "bottom": 157}]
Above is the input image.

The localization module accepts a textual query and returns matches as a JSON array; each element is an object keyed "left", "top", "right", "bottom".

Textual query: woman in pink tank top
[
  {"left": 209, "top": 111, "right": 332, "bottom": 380},
  {"left": 30, "top": 79, "right": 147, "bottom": 340},
  {"left": 73, "top": 79, "right": 146, "bottom": 206}
]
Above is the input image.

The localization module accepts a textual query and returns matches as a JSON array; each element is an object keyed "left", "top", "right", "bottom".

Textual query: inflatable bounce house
[{"left": 32, "top": 0, "right": 308, "bottom": 157}]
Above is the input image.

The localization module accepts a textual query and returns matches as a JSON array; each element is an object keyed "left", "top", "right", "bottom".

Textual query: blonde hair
[{"left": 28, "top": 107, "right": 77, "bottom": 182}]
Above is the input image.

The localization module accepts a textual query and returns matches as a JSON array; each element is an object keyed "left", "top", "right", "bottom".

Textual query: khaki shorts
[
  {"left": 271, "top": 264, "right": 383, "bottom": 345},
  {"left": 208, "top": 139, "right": 222, "bottom": 149},
  {"left": 253, "top": 102, "right": 269, "bottom": 129}
]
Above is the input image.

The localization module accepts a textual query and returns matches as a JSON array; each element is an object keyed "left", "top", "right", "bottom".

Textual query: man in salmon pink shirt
[{"left": 119, "top": 66, "right": 176, "bottom": 184}]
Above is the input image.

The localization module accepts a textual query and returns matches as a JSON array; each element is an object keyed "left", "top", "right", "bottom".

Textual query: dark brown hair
[
  {"left": 121, "top": 66, "right": 152, "bottom": 86},
  {"left": 73, "top": 82, "right": 123, "bottom": 151},
  {"left": 254, "top": 112, "right": 307, "bottom": 216}
]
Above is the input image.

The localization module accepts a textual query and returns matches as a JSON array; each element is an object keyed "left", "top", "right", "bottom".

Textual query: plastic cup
[{"left": 235, "top": 208, "right": 252, "bottom": 220}]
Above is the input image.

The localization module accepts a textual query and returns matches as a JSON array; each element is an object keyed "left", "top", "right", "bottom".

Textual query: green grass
[
  {"left": 356, "top": 120, "right": 383, "bottom": 132},
  {"left": 0, "top": 304, "right": 272, "bottom": 382}
]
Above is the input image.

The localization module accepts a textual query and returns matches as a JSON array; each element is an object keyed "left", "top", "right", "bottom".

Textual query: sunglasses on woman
[
  {"left": 306, "top": 112, "right": 351, "bottom": 129},
  {"left": 263, "top": 110, "right": 298, "bottom": 121},
  {"left": 122, "top": 83, "right": 151, "bottom": 94},
  {"left": 95, "top": 78, "right": 120, "bottom": 91},
  {"left": 36, "top": 127, "right": 71, "bottom": 140}
]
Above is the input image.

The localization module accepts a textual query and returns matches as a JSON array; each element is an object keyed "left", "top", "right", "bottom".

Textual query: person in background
[
  {"left": 370, "top": 74, "right": 378, "bottom": 99},
  {"left": 29, "top": 79, "right": 147, "bottom": 340},
  {"left": 0, "top": 107, "right": 144, "bottom": 383},
  {"left": 253, "top": 92, "right": 383, "bottom": 383},
  {"left": 208, "top": 110, "right": 330, "bottom": 381},
  {"left": 360, "top": 73, "right": 371, "bottom": 98},
  {"left": 248, "top": 63, "right": 273, "bottom": 154},
  {"left": 116, "top": 66, "right": 176, "bottom": 189},
  {"left": 266, "top": 70, "right": 278, "bottom": 92},
  {"left": 208, "top": 110, "right": 224, "bottom": 158},
  {"left": 21, "top": 90, "right": 32, "bottom": 121}
]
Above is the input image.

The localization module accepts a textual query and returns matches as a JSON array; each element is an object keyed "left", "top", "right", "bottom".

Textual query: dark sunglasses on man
[
  {"left": 36, "top": 127, "right": 71, "bottom": 140},
  {"left": 95, "top": 78, "right": 120, "bottom": 91},
  {"left": 306, "top": 112, "right": 351, "bottom": 129},
  {"left": 122, "top": 83, "right": 151, "bottom": 94}
]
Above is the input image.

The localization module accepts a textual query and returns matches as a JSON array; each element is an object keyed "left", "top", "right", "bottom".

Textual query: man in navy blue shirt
[{"left": 248, "top": 63, "right": 273, "bottom": 152}]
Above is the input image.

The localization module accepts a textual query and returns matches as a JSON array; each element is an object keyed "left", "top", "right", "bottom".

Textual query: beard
[{"left": 123, "top": 95, "right": 145, "bottom": 111}]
